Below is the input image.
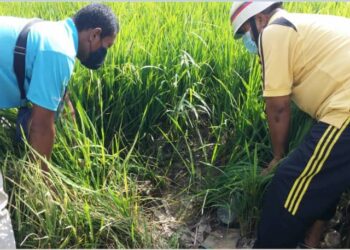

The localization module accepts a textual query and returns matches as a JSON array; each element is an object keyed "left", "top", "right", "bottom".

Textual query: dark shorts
[{"left": 254, "top": 118, "right": 350, "bottom": 248}]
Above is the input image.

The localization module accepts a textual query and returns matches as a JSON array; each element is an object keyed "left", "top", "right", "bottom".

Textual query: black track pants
[{"left": 254, "top": 118, "right": 350, "bottom": 248}]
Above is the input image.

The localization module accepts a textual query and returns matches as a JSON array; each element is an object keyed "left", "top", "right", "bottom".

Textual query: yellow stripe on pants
[
  {"left": 284, "top": 125, "right": 334, "bottom": 210},
  {"left": 290, "top": 118, "right": 350, "bottom": 215},
  {"left": 286, "top": 126, "right": 337, "bottom": 213}
]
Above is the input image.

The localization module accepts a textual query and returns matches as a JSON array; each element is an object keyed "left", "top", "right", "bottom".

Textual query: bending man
[
  {"left": 230, "top": 1, "right": 350, "bottom": 248},
  {"left": 0, "top": 3, "right": 119, "bottom": 248}
]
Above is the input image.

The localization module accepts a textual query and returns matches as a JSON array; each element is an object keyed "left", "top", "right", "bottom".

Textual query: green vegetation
[{"left": 0, "top": 2, "right": 348, "bottom": 248}]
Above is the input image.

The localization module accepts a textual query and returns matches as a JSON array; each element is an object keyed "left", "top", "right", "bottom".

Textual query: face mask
[
  {"left": 81, "top": 46, "right": 107, "bottom": 70},
  {"left": 242, "top": 31, "right": 258, "bottom": 54}
]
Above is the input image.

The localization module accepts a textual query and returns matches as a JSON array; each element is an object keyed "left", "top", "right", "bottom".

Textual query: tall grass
[{"left": 0, "top": 2, "right": 349, "bottom": 248}]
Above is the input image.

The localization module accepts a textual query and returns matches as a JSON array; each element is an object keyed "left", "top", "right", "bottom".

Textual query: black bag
[
  {"left": 14, "top": 19, "right": 41, "bottom": 142},
  {"left": 15, "top": 106, "right": 32, "bottom": 142}
]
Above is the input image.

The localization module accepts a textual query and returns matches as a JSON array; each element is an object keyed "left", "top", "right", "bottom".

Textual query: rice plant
[{"left": 0, "top": 2, "right": 349, "bottom": 248}]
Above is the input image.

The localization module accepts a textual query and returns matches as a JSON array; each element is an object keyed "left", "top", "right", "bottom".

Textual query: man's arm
[
  {"left": 264, "top": 95, "right": 291, "bottom": 173},
  {"left": 28, "top": 104, "right": 56, "bottom": 172},
  {"left": 63, "top": 91, "right": 76, "bottom": 122}
]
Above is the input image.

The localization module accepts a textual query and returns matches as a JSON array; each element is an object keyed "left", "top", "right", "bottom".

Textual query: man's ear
[
  {"left": 255, "top": 13, "right": 264, "bottom": 24},
  {"left": 89, "top": 27, "right": 102, "bottom": 40},
  {"left": 255, "top": 13, "right": 269, "bottom": 30}
]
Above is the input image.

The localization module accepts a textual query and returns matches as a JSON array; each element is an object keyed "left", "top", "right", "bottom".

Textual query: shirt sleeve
[
  {"left": 26, "top": 51, "right": 74, "bottom": 111},
  {"left": 259, "top": 25, "right": 297, "bottom": 97}
]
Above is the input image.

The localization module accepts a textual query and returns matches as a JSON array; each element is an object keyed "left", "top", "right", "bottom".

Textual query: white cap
[{"left": 230, "top": 1, "right": 277, "bottom": 39}]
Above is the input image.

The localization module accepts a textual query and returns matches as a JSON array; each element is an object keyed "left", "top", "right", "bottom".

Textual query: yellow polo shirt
[{"left": 259, "top": 10, "right": 350, "bottom": 128}]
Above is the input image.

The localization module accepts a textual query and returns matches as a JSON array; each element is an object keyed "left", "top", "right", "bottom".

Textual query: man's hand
[
  {"left": 62, "top": 92, "right": 76, "bottom": 122},
  {"left": 28, "top": 104, "right": 56, "bottom": 172},
  {"left": 261, "top": 157, "right": 281, "bottom": 176}
]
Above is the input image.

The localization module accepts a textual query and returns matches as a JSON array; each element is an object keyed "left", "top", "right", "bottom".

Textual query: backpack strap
[{"left": 13, "top": 19, "right": 42, "bottom": 106}]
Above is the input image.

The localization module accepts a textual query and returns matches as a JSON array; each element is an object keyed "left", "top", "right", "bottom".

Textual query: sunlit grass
[{"left": 0, "top": 2, "right": 349, "bottom": 248}]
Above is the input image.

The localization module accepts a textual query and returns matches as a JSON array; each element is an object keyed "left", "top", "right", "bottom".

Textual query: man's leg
[
  {"left": 304, "top": 220, "right": 326, "bottom": 248},
  {"left": 255, "top": 119, "right": 350, "bottom": 248},
  {"left": 303, "top": 200, "right": 338, "bottom": 248},
  {"left": 0, "top": 171, "right": 16, "bottom": 249},
  {"left": 254, "top": 161, "right": 309, "bottom": 248}
]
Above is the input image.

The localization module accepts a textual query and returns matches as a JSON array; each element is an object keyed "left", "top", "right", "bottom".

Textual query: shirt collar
[
  {"left": 65, "top": 18, "right": 78, "bottom": 56},
  {"left": 268, "top": 10, "right": 288, "bottom": 25}
]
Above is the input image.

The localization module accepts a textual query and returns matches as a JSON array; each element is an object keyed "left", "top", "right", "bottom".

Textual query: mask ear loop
[{"left": 249, "top": 17, "right": 260, "bottom": 48}]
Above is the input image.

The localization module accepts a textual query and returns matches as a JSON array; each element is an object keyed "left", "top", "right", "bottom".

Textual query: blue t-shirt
[{"left": 0, "top": 17, "right": 78, "bottom": 111}]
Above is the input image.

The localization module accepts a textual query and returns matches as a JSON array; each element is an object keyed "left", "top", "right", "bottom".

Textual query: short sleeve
[
  {"left": 26, "top": 51, "right": 74, "bottom": 111},
  {"left": 259, "top": 25, "right": 297, "bottom": 97}
]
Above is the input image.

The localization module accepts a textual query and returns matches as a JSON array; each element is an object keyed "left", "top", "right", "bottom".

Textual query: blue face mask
[{"left": 242, "top": 32, "right": 258, "bottom": 54}]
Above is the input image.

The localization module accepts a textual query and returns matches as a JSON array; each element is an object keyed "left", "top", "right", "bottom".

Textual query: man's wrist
[{"left": 273, "top": 154, "right": 283, "bottom": 160}]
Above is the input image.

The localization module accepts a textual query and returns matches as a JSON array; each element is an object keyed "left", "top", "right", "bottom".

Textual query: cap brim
[{"left": 234, "top": 30, "right": 244, "bottom": 39}]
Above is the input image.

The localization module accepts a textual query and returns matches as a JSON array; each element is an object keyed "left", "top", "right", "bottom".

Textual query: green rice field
[{"left": 0, "top": 2, "right": 349, "bottom": 248}]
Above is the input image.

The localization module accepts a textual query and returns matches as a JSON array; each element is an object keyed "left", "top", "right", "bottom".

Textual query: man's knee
[{"left": 255, "top": 208, "right": 307, "bottom": 248}]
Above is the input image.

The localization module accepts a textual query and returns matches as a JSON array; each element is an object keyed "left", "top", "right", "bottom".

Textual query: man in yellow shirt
[{"left": 230, "top": 1, "right": 350, "bottom": 248}]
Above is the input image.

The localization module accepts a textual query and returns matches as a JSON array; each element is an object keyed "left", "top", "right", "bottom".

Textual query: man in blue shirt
[{"left": 0, "top": 3, "right": 119, "bottom": 248}]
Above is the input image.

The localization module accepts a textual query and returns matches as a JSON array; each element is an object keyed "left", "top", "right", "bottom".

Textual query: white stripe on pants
[{"left": 0, "top": 171, "right": 15, "bottom": 249}]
